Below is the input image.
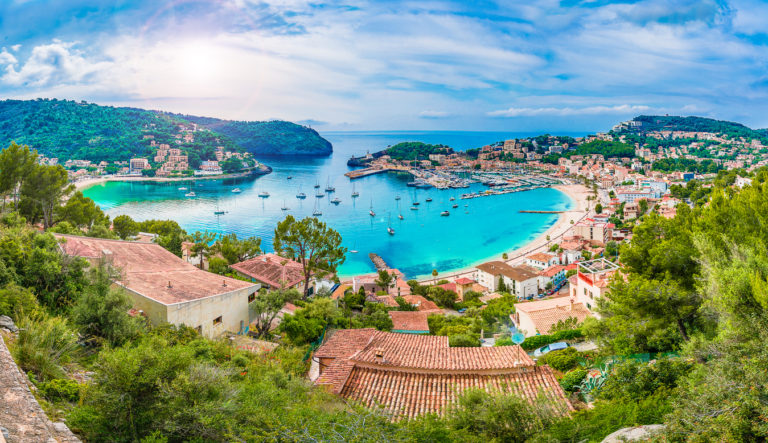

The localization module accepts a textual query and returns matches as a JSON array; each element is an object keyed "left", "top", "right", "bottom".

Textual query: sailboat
[
  {"left": 398, "top": 214, "right": 404, "bottom": 220},
  {"left": 395, "top": 195, "right": 401, "bottom": 200},
  {"left": 312, "top": 199, "right": 322, "bottom": 216},
  {"left": 449, "top": 196, "right": 455, "bottom": 201},
  {"left": 369, "top": 201, "right": 375, "bottom": 217},
  {"left": 281, "top": 200, "right": 289, "bottom": 211},
  {"left": 331, "top": 197, "right": 341, "bottom": 204},
  {"left": 314, "top": 180, "right": 320, "bottom": 189},
  {"left": 387, "top": 215, "right": 395, "bottom": 235},
  {"left": 258, "top": 190, "right": 270, "bottom": 198},
  {"left": 296, "top": 187, "right": 306, "bottom": 199},
  {"left": 426, "top": 197, "right": 433, "bottom": 202},
  {"left": 231, "top": 187, "right": 241, "bottom": 193},
  {"left": 352, "top": 182, "right": 360, "bottom": 198},
  {"left": 325, "top": 177, "right": 335, "bottom": 192},
  {"left": 214, "top": 201, "right": 226, "bottom": 215},
  {"left": 350, "top": 241, "right": 358, "bottom": 254}
]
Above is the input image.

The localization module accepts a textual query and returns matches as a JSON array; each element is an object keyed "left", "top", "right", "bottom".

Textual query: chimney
[
  {"left": 167, "top": 281, "right": 173, "bottom": 289},
  {"left": 222, "top": 280, "right": 227, "bottom": 287},
  {"left": 569, "top": 295, "right": 575, "bottom": 311},
  {"left": 374, "top": 348, "right": 385, "bottom": 363}
]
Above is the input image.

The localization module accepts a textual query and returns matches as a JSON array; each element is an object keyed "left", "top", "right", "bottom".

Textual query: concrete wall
[
  {"left": 121, "top": 286, "right": 168, "bottom": 326},
  {"left": 166, "top": 286, "right": 257, "bottom": 338}
]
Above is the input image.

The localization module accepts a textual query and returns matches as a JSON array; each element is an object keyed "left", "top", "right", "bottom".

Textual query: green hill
[
  {"left": 0, "top": 99, "right": 332, "bottom": 161},
  {"left": 626, "top": 115, "right": 763, "bottom": 139}
]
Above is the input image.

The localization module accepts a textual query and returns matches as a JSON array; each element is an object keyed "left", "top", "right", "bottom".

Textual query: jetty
[
  {"left": 345, "top": 167, "right": 394, "bottom": 179},
  {"left": 369, "top": 253, "right": 389, "bottom": 270},
  {"left": 519, "top": 210, "right": 564, "bottom": 214}
]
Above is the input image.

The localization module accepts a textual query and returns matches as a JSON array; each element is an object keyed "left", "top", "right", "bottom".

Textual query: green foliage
[
  {"left": 0, "top": 142, "right": 37, "bottom": 204},
  {"left": 630, "top": 115, "right": 762, "bottom": 139},
  {"left": 383, "top": 141, "right": 453, "bottom": 161},
  {"left": 249, "top": 288, "right": 301, "bottom": 338},
  {"left": 426, "top": 285, "right": 458, "bottom": 308},
  {"left": 596, "top": 358, "right": 692, "bottom": 403},
  {"left": 560, "top": 369, "right": 588, "bottom": 393},
  {"left": 279, "top": 297, "right": 340, "bottom": 344},
  {"left": 537, "top": 347, "right": 583, "bottom": 372},
  {"left": 11, "top": 314, "right": 79, "bottom": 382},
  {"left": 521, "top": 329, "right": 584, "bottom": 351},
  {"left": 0, "top": 283, "right": 41, "bottom": 320},
  {"left": 449, "top": 334, "right": 480, "bottom": 347},
  {"left": 189, "top": 231, "right": 216, "bottom": 270},
  {"left": 567, "top": 140, "right": 635, "bottom": 160},
  {"left": 220, "top": 156, "right": 244, "bottom": 173},
  {"left": 215, "top": 232, "right": 261, "bottom": 265},
  {"left": 652, "top": 157, "right": 722, "bottom": 174},
  {"left": 273, "top": 215, "right": 346, "bottom": 298},
  {"left": 112, "top": 214, "right": 139, "bottom": 239},
  {"left": 57, "top": 191, "right": 109, "bottom": 229},
  {"left": 19, "top": 164, "right": 73, "bottom": 229},
  {"left": 38, "top": 378, "right": 81, "bottom": 403},
  {"left": 206, "top": 256, "right": 229, "bottom": 275},
  {"left": 71, "top": 263, "right": 144, "bottom": 347}
]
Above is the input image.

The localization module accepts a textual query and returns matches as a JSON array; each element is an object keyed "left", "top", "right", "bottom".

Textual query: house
[
  {"left": 525, "top": 252, "right": 559, "bottom": 270},
  {"left": 572, "top": 219, "right": 614, "bottom": 246},
  {"left": 230, "top": 253, "right": 326, "bottom": 295},
  {"left": 313, "top": 329, "right": 572, "bottom": 419},
  {"left": 435, "top": 277, "right": 476, "bottom": 301},
  {"left": 378, "top": 294, "right": 441, "bottom": 313},
  {"left": 350, "top": 269, "right": 411, "bottom": 297},
  {"left": 388, "top": 311, "right": 430, "bottom": 334},
  {"left": 56, "top": 234, "right": 259, "bottom": 338},
  {"left": 476, "top": 261, "right": 539, "bottom": 298},
  {"left": 538, "top": 265, "right": 566, "bottom": 291},
  {"left": 513, "top": 296, "right": 592, "bottom": 337},
  {"left": 571, "top": 258, "right": 620, "bottom": 313}
]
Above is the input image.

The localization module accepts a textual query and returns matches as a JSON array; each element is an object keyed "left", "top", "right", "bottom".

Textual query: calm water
[{"left": 84, "top": 131, "right": 578, "bottom": 278}]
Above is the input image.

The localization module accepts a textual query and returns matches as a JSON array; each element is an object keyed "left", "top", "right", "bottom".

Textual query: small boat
[
  {"left": 314, "top": 180, "right": 320, "bottom": 189},
  {"left": 185, "top": 192, "right": 196, "bottom": 197},
  {"left": 178, "top": 186, "right": 188, "bottom": 191},
  {"left": 214, "top": 210, "right": 226, "bottom": 215},
  {"left": 315, "top": 192, "right": 324, "bottom": 198},
  {"left": 313, "top": 209, "right": 322, "bottom": 216},
  {"left": 464, "top": 204, "right": 468, "bottom": 207},
  {"left": 398, "top": 214, "right": 404, "bottom": 220},
  {"left": 258, "top": 191, "right": 270, "bottom": 198},
  {"left": 387, "top": 215, "right": 395, "bottom": 235},
  {"left": 452, "top": 204, "right": 458, "bottom": 208},
  {"left": 331, "top": 198, "right": 341, "bottom": 204},
  {"left": 350, "top": 250, "right": 359, "bottom": 253},
  {"left": 441, "top": 211, "right": 450, "bottom": 216},
  {"left": 395, "top": 195, "right": 401, "bottom": 200},
  {"left": 410, "top": 206, "right": 418, "bottom": 210},
  {"left": 387, "top": 227, "right": 395, "bottom": 235},
  {"left": 325, "top": 178, "right": 335, "bottom": 192},
  {"left": 287, "top": 176, "right": 293, "bottom": 180},
  {"left": 426, "top": 197, "right": 433, "bottom": 202},
  {"left": 296, "top": 192, "right": 306, "bottom": 199},
  {"left": 352, "top": 183, "right": 360, "bottom": 198},
  {"left": 281, "top": 200, "right": 289, "bottom": 211},
  {"left": 450, "top": 197, "right": 455, "bottom": 201},
  {"left": 412, "top": 202, "right": 420, "bottom": 206},
  {"left": 369, "top": 201, "right": 375, "bottom": 217},
  {"left": 231, "top": 188, "right": 241, "bottom": 193}
]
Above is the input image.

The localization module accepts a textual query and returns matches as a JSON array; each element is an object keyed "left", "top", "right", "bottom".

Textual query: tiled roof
[
  {"left": 539, "top": 265, "right": 565, "bottom": 277},
  {"left": 476, "top": 261, "right": 538, "bottom": 282},
  {"left": 230, "top": 253, "right": 306, "bottom": 288},
  {"left": 401, "top": 295, "right": 441, "bottom": 312},
  {"left": 56, "top": 234, "right": 256, "bottom": 305},
  {"left": 389, "top": 311, "right": 430, "bottom": 332},
  {"left": 454, "top": 277, "right": 475, "bottom": 285},
  {"left": 314, "top": 329, "right": 571, "bottom": 419},
  {"left": 527, "top": 252, "right": 555, "bottom": 262},
  {"left": 515, "top": 297, "right": 592, "bottom": 334}
]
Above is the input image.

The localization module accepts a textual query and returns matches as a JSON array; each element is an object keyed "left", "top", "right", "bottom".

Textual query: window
[
  {"left": 213, "top": 316, "right": 222, "bottom": 326},
  {"left": 248, "top": 293, "right": 256, "bottom": 303}
]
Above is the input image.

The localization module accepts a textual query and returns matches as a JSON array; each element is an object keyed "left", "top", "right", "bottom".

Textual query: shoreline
[
  {"left": 408, "top": 183, "right": 592, "bottom": 283},
  {"left": 74, "top": 167, "right": 270, "bottom": 191}
]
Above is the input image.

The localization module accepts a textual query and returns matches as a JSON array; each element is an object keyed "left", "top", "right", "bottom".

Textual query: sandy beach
[
  {"left": 415, "top": 183, "right": 592, "bottom": 283},
  {"left": 73, "top": 168, "right": 269, "bottom": 191}
]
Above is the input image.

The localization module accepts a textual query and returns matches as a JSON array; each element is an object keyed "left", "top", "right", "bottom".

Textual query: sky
[{"left": 0, "top": 0, "right": 767, "bottom": 132}]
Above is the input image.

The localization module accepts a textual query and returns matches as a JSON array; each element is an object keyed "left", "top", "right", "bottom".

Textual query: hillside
[
  {"left": 0, "top": 99, "right": 332, "bottom": 161},
  {"left": 179, "top": 116, "right": 332, "bottom": 156},
  {"left": 623, "top": 115, "right": 764, "bottom": 140}
]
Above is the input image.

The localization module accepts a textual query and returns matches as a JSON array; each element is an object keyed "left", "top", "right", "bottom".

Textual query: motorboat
[
  {"left": 258, "top": 191, "right": 270, "bottom": 198},
  {"left": 398, "top": 214, "right": 404, "bottom": 220},
  {"left": 331, "top": 198, "right": 341, "bottom": 204},
  {"left": 178, "top": 187, "right": 188, "bottom": 191},
  {"left": 410, "top": 206, "right": 418, "bottom": 210},
  {"left": 426, "top": 197, "right": 433, "bottom": 202},
  {"left": 231, "top": 188, "right": 241, "bottom": 193},
  {"left": 296, "top": 192, "right": 306, "bottom": 199},
  {"left": 441, "top": 211, "right": 450, "bottom": 216},
  {"left": 452, "top": 204, "right": 459, "bottom": 208},
  {"left": 185, "top": 192, "right": 196, "bottom": 197}
]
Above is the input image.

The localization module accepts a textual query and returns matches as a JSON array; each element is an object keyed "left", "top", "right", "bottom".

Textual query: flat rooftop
[{"left": 56, "top": 234, "right": 257, "bottom": 305}]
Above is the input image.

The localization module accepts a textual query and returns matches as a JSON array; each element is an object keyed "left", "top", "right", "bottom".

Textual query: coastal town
[{"left": 1, "top": 114, "right": 766, "bottom": 441}]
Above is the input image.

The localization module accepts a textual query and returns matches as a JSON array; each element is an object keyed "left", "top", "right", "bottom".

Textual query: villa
[
  {"left": 231, "top": 253, "right": 325, "bottom": 295},
  {"left": 571, "top": 258, "right": 620, "bottom": 313},
  {"left": 513, "top": 296, "right": 592, "bottom": 337},
  {"left": 312, "top": 328, "right": 572, "bottom": 420},
  {"left": 525, "top": 252, "right": 559, "bottom": 270},
  {"left": 388, "top": 311, "right": 430, "bottom": 334},
  {"left": 55, "top": 234, "right": 259, "bottom": 338},
  {"left": 475, "top": 261, "right": 539, "bottom": 298}
]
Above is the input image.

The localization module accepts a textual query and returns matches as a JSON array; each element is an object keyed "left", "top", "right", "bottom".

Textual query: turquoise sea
[{"left": 83, "top": 131, "right": 580, "bottom": 278}]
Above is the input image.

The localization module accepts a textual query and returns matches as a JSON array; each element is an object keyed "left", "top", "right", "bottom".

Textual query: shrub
[
  {"left": 39, "top": 378, "right": 81, "bottom": 402},
  {"left": 560, "top": 369, "right": 588, "bottom": 393},
  {"left": 449, "top": 334, "right": 480, "bottom": 347},
  {"left": 538, "top": 347, "right": 582, "bottom": 372},
  {"left": 494, "top": 337, "right": 514, "bottom": 346},
  {"left": 11, "top": 315, "right": 79, "bottom": 381},
  {"left": 0, "top": 284, "right": 41, "bottom": 320},
  {"left": 207, "top": 256, "right": 229, "bottom": 275},
  {"left": 521, "top": 329, "right": 584, "bottom": 351}
]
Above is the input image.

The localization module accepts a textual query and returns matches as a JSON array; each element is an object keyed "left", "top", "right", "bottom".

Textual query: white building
[{"left": 475, "top": 261, "right": 539, "bottom": 299}]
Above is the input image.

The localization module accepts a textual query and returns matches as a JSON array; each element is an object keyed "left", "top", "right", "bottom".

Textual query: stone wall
[{"left": 0, "top": 334, "right": 80, "bottom": 443}]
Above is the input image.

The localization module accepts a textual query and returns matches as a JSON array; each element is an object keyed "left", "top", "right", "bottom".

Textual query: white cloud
[
  {"left": 488, "top": 105, "right": 652, "bottom": 117},
  {"left": 0, "top": 40, "right": 111, "bottom": 88},
  {"left": 419, "top": 110, "right": 452, "bottom": 118}
]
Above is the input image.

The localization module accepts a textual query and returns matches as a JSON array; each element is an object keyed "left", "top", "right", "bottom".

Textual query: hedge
[{"left": 520, "top": 328, "right": 584, "bottom": 351}]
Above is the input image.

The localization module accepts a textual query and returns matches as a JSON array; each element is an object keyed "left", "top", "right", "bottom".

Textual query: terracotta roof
[
  {"left": 437, "top": 282, "right": 457, "bottom": 292},
  {"left": 401, "top": 295, "right": 441, "bottom": 312},
  {"left": 230, "top": 253, "right": 306, "bottom": 288},
  {"left": 515, "top": 298, "right": 592, "bottom": 334},
  {"left": 539, "top": 265, "right": 565, "bottom": 277},
  {"left": 314, "top": 329, "right": 572, "bottom": 419},
  {"left": 527, "top": 252, "right": 555, "bottom": 262},
  {"left": 56, "top": 234, "right": 256, "bottom": 305},
  {"left": 476, "top": 261, "right": 538, "bottom": 282},
  {"left": 388, "top": 311, "right": 430, "bottom": 332},
  {"left": 454, "top": 277, "right": 475, "bottom": 285}
]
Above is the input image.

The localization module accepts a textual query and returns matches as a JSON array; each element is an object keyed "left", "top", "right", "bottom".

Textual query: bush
[
  {"left": 11, "top": 315, "right": 79, "bottom": 382},
  {"left": 0, "top": 284, "right": 41, "bottom": 320},
  {"left": 560, "top": 369, "right": 588, "bottom": 393},
  {"left": 207, "top": 256, "right": 229, "bottom": 275},
  {"left": 449, "top": 334, "right": 480, "bottom": 347},
  {"left": 39, "top": 378, "right": 81, "bottom": 402},
  {"left": 538, "top": 347, "right": 583, "bottom": 372},
  {"left": 521, "top": 329, "right": 584, "bottom": 351},
  {"left": 494, "top": 337, "right": 514, "bottom": 346}
]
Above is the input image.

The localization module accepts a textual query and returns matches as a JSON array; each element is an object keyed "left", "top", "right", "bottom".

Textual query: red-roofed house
[
  {"left": 312, "top": 329, "right": 572, "bottom": 419},
  {"left": 389, "top": 311, "right": 430, "bottom": 334},
  {"left": 230, "top": 253, "right": 323, "bottom": 295},
  {"left": 538, "top": 265, "right": 566, "bottom": 291},
  {"left": 513, "top": 296, "right": 592, "bottom": 337},
  {"left": 525, "top": 252, "right": 559, "bottom": 270},
  {"left": 56, "top": 234, "right": 259, "bottom": 338}
]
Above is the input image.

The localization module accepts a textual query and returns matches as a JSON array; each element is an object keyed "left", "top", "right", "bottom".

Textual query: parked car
[{"left": 533, "top": 341, "right": 569, "bottom": 358}]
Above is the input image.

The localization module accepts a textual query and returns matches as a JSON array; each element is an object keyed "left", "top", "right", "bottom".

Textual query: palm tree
[
  {"left": 431, "top": 269, "right": 438, "bottom": 285},
  {"left": 502, "top": 252, "right": 508, "bottom": 260}
]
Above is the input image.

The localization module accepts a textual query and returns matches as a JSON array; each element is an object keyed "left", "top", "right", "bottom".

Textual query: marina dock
[{"left": 345, "top": 167, "right": 403, "bottom": 179}]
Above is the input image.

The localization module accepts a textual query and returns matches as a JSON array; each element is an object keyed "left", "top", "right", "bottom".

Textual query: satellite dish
[{"left": 511, "top": 332, "right": 526, "bottom": 345}]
